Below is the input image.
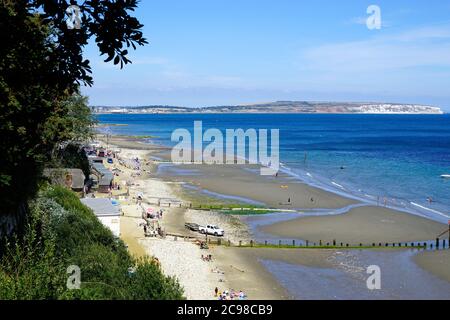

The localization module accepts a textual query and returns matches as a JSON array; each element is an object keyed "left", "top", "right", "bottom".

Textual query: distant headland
[{"left": 91, "top": 101, "right": 444, "bottom": 115}]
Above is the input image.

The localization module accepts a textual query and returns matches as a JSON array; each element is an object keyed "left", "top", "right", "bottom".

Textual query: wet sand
[
  {"left": 100, "top": 135, "right": 170, "bottom": 151},
  {"left": 261, "top": 206, "right": 447, "bottom": 244},
  {"left": 211, "top": 247, "right": 450, "bottom": 300},
  {"left": 211, "top": 247, "right": 292, "bottom": 300},
  {"left": 414, "top": 249, "right": 450, "bottom": 283},
  {"left": 258, "top": 248, "right": 450, "bottom": 300},
  {"left": 159, "top": 163, "right": 356, "bottom": 210}
]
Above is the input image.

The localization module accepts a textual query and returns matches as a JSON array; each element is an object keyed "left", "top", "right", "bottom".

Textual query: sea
[{"left": 97, "top": 113, "right": 450, "bottom": 223}]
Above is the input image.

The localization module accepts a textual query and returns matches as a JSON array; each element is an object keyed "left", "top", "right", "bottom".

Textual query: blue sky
[{"left": 81, "top": 0, "right": 450, "bottom": 110}]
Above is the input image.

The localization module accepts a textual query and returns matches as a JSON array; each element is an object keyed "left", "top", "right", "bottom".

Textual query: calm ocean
[{"left": 97, "top": 113, "right": 450, "bottom": 223}]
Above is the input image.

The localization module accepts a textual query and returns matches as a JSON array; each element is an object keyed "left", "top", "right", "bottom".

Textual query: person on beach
[{"left": 214, "top": 287, "right": 218, "bottom": 297}]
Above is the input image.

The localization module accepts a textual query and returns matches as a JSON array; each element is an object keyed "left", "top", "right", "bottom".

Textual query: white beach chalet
[{"left": 81, "top": 198, "right": 121, "bottom": 237}]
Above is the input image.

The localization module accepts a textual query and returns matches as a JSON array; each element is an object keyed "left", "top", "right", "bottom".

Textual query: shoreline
[
  {"left": 100, "top": 135, "right": 289, "bottom": 300},
  {"left": 97, "top": 134, "right": 450, "bottom": 300}
]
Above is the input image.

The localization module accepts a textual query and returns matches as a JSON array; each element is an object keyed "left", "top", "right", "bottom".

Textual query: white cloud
[
  {"left": 389, "top": 25, "right": 450, "bottom": 42},
  {"left": 300, "top": 24, "right": 450, "bottom": 74}
]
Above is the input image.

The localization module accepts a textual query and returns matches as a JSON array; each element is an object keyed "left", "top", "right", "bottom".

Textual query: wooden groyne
[{"left": 165, "top": 232, "right": 450, "bottom": 251}]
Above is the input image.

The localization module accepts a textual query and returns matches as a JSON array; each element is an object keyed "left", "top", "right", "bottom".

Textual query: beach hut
[
  {"left": 91, "top": 162, "right": 114, "bottom": 193},
  {"left": 43, "top": 168, "right": 86, "bottom": 192},
  {"left": 81, "top": 198, "right": 121, "bottom": 237}
]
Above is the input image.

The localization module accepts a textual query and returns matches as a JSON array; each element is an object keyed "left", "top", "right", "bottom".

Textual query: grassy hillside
[{"left": 0, "top": 186, "right": 184, "bottom": 300}]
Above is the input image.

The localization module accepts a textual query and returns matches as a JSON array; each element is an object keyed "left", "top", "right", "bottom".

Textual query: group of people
[
  {"left": 201, "top": 254, "right": 212, "bottom": 262},
  {"left": 145, "top": 209, "right": 164, "bottom": 220},
  {"left": 215, "top": 288, "right": 247, "bottom": 300},
  {"left": 118, "top": 156, "right": 141, "bottom": 170}
]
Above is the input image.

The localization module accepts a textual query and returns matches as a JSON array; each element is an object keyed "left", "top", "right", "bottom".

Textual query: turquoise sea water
[{"left": 97, "top": 113, "right": 450, "bottom": 223}]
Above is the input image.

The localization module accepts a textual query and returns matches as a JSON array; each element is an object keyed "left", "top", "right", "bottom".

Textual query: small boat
[{"left": 441, "top": 174, "right": 450, "bottom": 179}]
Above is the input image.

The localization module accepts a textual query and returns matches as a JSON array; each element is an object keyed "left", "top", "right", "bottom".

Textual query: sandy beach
[
  {"left": 100, "top": 136, "right": 287, "bottom": 300},
  {"left": 96, "top": 134, "right": 450, "bottom": 300},
  {"left": 157, "top": 162, "right": 356, "bottom": 210},
  {"left": 414, "top": 250, "right": 450, "bottom": 283},
  {"left": 261, "top": 206, "right": 448, "bottom": 244}
]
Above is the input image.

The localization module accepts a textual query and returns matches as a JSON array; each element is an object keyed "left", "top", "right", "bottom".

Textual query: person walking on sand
[{"left": 215, "top": 287, "right": 219, "bottom": 297}]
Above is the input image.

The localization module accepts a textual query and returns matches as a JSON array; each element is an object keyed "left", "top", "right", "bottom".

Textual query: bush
[
  {"left": 51, "top": 143, "right": 92, "bottom": 179},
  {"left": 0, "top": 186, "right": 184, "bottom": 300}
]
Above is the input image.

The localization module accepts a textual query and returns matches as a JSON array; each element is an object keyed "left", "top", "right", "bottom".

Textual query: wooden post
[
  {"left": 250, "top": 240, "right": 254, "bottom": 247},
  {"left": 292, "top": 240, "right": 296, "bottom": 247},
  {"left": 190, "top": 203, "right": 192, "bottom": 208},
  {"left": 279, "top": 240, "right": 281, "bottom": 247},
  {"left": 306, "top": 240, "right": 309, "bottom": 247},
  {"left": 239, "top": 240, "right": 242, "bottom": 247},
  {"left": 228, "top": 240, "right": 231, "bottom": 246},
  {"left": 265, "top": 240, "right": 268, "bottom": 246},
  {"left": 333, "top": 240, "right": 336, "bottom": 246},
  {"left": 436, "top": 238, "right": 439, "bottom": 249},
  {"left": 443, "top": 239, "right": 446, "bottom": 249},
  {"left": 319, "top": 240, "right": 322, "bottom": 246}
]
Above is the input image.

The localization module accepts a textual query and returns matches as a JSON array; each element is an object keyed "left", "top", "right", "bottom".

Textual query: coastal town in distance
[{"left": 92, "top": 101, "right": 444, "bottom": 115}]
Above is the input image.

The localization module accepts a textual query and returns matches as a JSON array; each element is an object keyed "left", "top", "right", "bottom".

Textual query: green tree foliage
[
  {"left": 48, "top": 94, "right": 97, "bottom": 145},
  {"left": 0, "top": 186, "right": 184, "bottom": 300},
  {"left": 0, "top": 0, "right": 147, "bottom": 233},
  {"left": 48, "top": 94, "right": 96, "bottom": 178}
]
